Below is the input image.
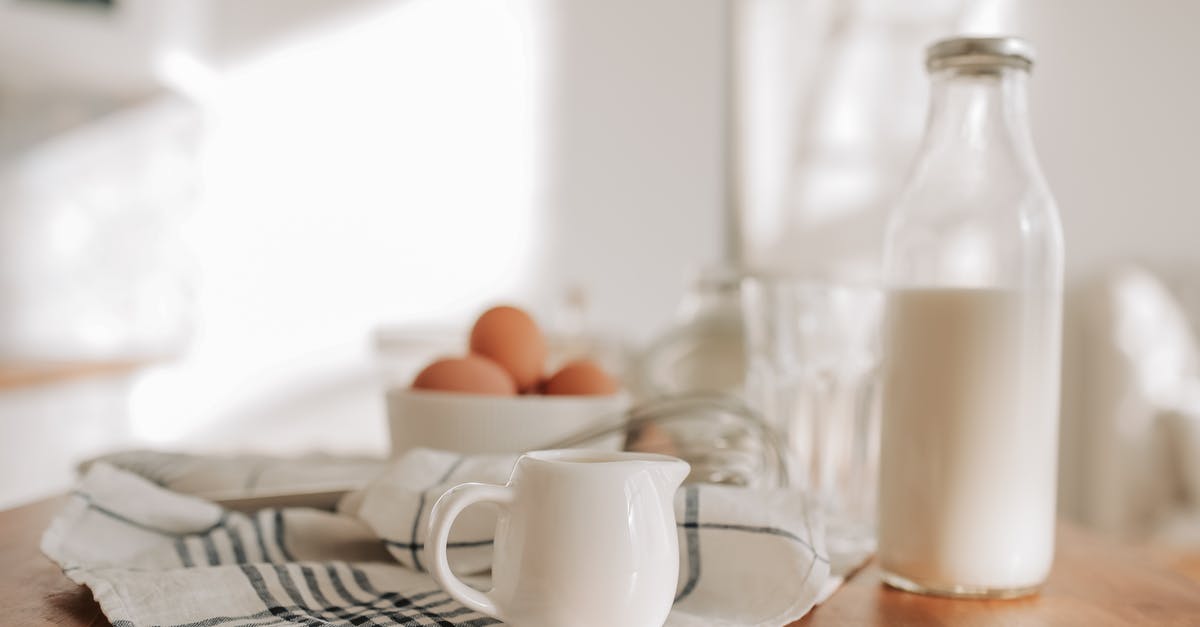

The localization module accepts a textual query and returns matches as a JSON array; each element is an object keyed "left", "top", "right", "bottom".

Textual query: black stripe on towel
[
  {"left": 200, "top": 514, "right": 225, "bottom": 566},
  {"left": 383, "top": 538, "right": 494, "bottom": 550},
  {"left": 174, "top": 537, "right": 195, "bottom": 568},
  {"left": 409, "top": 455, "right": 465, "bottom": 572},
  {"left": 677, "top": 521, "right": 831, "bottom": 564},
  {"left": 71, "top": 490, "right": 224, "bottom": 537},
  {"left": 273, "top": 509, "right": 296, "bottom": 562},
  {"left": 271, "top": 563, "right": 316, "bottom": 611},
  {"left": 674, "top": 485, "right": 701, "bottom": 602},
  {"left": 251, "top": 510, "right": 275, "bottom": 563},
  {"left": 225, "top": 515, "right": 248, "bottom": 563},
  {"left": 349, "top": 565, "right": 500, "bottom": 626},
  {"left": 239, "top": 563, "right": 328, "bottom": 627},
  {"left": 298, "top": 564, "right": 334, "bottom": 609}
]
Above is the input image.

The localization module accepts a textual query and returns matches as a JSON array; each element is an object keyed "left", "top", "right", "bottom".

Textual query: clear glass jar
[
  {"left": 877, "top": 37, "right": 1064, "bottom": 598},
  {"left": 636, "top": 267, "right": 746, "bottom": 398}
]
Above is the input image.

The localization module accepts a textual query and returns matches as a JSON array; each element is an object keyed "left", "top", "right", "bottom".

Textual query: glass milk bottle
[{"left": 878, "top": 37, "right": 1063, "bottom": 598}]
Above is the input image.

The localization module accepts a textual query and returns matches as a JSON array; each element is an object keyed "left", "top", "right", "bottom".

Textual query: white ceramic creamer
[{"left": 426, "top": 450, "right": 690, "bottom": 627}]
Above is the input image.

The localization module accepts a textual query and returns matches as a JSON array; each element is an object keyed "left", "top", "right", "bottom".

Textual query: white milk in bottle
[
  {"left": 879, "top": 288, "right": 1059, "bottom": 592},
  {"left": 878, "top": 37, "right": 1063, "bottom": 598}
]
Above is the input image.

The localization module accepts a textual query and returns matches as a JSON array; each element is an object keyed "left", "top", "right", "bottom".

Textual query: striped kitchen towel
[{"left": 43, "top": 450, "right": 830, "bottom": 627}]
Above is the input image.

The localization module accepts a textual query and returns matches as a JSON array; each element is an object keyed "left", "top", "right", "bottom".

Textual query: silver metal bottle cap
[{"left": 926, "top": 36, "right": 1035, "bottom": 72}]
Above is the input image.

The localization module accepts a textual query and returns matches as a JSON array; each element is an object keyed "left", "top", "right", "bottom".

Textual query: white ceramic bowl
[{"left": 386, "top": 389, "right": 630, "bottom": 457}]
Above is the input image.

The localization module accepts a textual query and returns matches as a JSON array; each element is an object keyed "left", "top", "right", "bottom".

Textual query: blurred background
[{"left": 2, "top": 0, "right": 1199, "bottom": 565}]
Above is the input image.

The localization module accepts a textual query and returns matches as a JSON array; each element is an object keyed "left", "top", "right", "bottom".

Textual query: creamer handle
[{"left": 425, "top": 482, "right": 512, "bottom": 619}]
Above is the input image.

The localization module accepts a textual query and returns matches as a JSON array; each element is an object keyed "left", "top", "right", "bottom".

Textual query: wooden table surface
[{"left": 4, "top": 497, "right": 1200, "bottom": 626}]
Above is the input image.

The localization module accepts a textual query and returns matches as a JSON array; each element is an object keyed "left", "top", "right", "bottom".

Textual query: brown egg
[
  {"left": 411, "top": 355, "right": 517, "bottom": 396},
  {"left": 542, "top": 359, "right": 619, "bottom": 396},
  {"left": 469, "top": 305, "right": 546, "bottom": 392}
]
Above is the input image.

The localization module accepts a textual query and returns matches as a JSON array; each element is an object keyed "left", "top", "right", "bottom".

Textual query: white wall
[
  {"left": 2, "top": 0, "right": 730, "bottom": 461},
  {"left": 0, "top": 374, "right": 135, "bottom": 509},
  {"left": 737, "top": 0, "right": 1200, "bottom": 284},
  {"left": 1014, "top": 0, "right": 1200, "bottom": 280},
  {"left": 536, "top": 0, "right": 727, "bottom": 340},
  {"left": 737, "top": 0, "right": 965, "bottom": 279},
  {"left": 1012, "top": 0, "right": 1200, "bottom": 529}
]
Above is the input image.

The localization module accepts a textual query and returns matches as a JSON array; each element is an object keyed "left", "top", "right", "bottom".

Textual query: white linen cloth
[
  {"left": 80, "top": 450, "right": 387, "bottom": 499},
  {"left": 43, "top": 450, "right": 830, "bottom": 627}
]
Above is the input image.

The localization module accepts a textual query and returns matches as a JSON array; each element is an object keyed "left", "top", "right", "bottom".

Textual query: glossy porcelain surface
[
  {"left": 386, "top": 390, "right": 628, "bottom": 456},
  {"left": 426, "top": 449, "right": 689, "bottom": 627}
]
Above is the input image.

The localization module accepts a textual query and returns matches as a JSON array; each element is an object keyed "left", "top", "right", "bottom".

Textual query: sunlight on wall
[
  {"left": 739, "top": 0, "right": 1011, "bottom": 279},
  {"left": 130, "top": 0, "right": 540, "bottom": 444}
]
